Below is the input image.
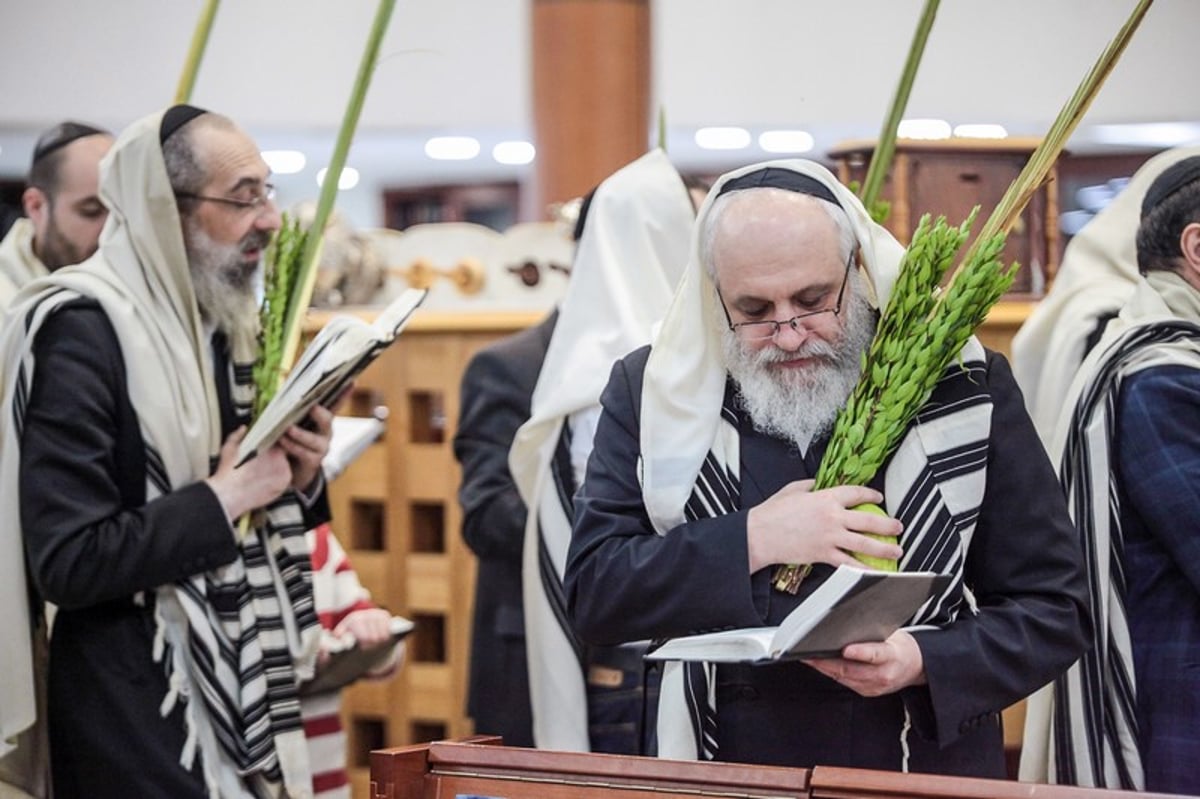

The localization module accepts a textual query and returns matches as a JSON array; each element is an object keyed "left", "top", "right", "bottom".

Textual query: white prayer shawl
[
  {"left": 0, "top": 110, "right": 320, "bottom": 798},
  {"left": 1020, "top": 270, "right": 1200, "bottom": 789},
  {"left": 0, "top": 219, "right": 49, "bottom": 312},
  {"left": 641, "top": 160, "right": 992, "bottom": 763},
  {"left": 509, "top": 149, "right": 695, "bottom": 750},
  {"left": 1011, "top": 146, "right": 1200, "bottom": 443}
]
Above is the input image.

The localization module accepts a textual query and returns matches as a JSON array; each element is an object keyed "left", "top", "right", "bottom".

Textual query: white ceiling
[{"left": 2, "top": 0, "right": 1197, "bottom": 228}]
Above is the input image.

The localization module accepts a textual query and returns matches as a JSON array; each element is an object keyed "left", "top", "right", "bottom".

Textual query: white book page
[
  {"left": 646, "top": 627, "right": 776, "bottom": 663},
  {"left": 236, "top": 288, "right": 427, "bottom": 464}
]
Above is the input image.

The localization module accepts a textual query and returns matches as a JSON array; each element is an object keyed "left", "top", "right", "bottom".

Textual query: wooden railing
[{"left": 371, "top": 738, "right": 1188, "bottom": 799}]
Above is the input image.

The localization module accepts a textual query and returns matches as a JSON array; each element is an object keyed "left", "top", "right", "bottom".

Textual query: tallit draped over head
[
  {"left": 640, "top": 159, "right": 906, "bottom": 535},
  {"left": 0, "top": 107, "right": 319, "bottom": 798},
  {"left": 0, "top": 107, "right": 219, "bottom": 760},
  {"left": 1011, "top": 145, "right": 1200, "bottom": 442},
  {"left": 508, "top": 148, "right": 696, "bottom": 750},
  {"left": 510, "top": 148, "right": 695, "bottom": 504}
]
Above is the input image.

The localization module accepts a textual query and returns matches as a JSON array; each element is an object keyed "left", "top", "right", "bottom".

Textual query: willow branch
[
  {"left": 859, "top": 0, "right": 940, "bottom": 213},
  {"left": 954, "top": 0, "right": 1154, "bottom": 274},
  {"left": 278, "top": 0, "right": 397, "bottom": 372},
  {"left": 174, "top": 0, "right": 220, "bottom": 104}
]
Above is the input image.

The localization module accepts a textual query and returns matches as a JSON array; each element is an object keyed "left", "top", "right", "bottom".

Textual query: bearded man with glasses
[
  {"left": 0, "top": 105, "right": 336, "bottom": 797},
  {"left": 565, "top": 161, "right": 1088, "bottom": 778}
]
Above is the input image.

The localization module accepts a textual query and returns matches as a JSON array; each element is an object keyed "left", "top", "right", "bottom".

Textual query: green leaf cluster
[
  {"left": 252, "top": 212, "right": 309, "bottom": 418},
  {"left": 773, "top": 209, "right": 1016, "bottom": 590}
]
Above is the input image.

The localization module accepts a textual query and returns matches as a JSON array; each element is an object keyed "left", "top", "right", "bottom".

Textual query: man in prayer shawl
[
  {"left": 1011, "top": 146, "right": 1200, "bottom": 442},
  {"left": 453, "top": 183, "right": 602, "bottom": 752},
  {"left": 1029, "top": 155, "right": 1200, "bottom": 794},
  {"left": 565, "top": 160, "right": 1089, "bottom": 776},
  {"left": 0, "top": 106, "right": 336, "bottom": 798},
  {"left": 0, "top": 121, "right": 114, "bottom": 310},
  {"left": 508, "top": 149, "right": 695, "bottom": 753}
]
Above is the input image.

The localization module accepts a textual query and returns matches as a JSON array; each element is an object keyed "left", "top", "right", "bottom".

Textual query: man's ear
[
  {"left": 1180, "top": 221, "right": 1200, "bottom": 281},
  {"left": 22, "top": 186, "right": 48, "bottom": 228}
]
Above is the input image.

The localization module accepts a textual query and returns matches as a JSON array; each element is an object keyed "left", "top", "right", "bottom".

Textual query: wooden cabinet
[
  {"left": 829, "top": 138, "right": 1059, "bottom": 298},
  {"left": 307, "top": 309, "right": 540, "bottom": 797}
]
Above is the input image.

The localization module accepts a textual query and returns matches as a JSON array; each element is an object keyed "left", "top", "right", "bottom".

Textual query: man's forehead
[
  {"left": 60, "top": 135, "right": 113, "bottom": 169},
  {"left": 54, "top": 135, "right": 112, "bottom": 192},
  {"left": 194, "top": 126, "right": 268, "bottom": 189},
  {"left": 717, "top": 190, "right": 839, "bottom": 246}
]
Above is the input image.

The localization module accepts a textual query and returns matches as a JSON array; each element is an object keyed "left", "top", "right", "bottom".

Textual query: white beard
[{"left": 721, "top": 290, "right": 877, "bottom": 453}]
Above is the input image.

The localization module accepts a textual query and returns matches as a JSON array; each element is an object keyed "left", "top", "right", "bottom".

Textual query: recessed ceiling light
[
  {"left": 261, "top": 150, "right": 306, "bottom": 174},
  {"left": 425, "top": 136, "right": 481, "bottom": 160},
  {"left": 1089, "top": 122, "right": 1200, "bottom": 148},
  {"left": 493, "top": 141, "right": 535, "bottom": 165},
  {"left": 758, "top": 130, "right": 815, "bottom": 153},
  {"left": 952, "top": 124, "right": 1008, "bottom": 140},
  {"left": 898, "top": 119, "right": 951, "bottom": 140},
  {"left": 695, "top": 127, "right": 751, "bottom": 150},
  {"left": 316, "top": 166, "right": 359, "bottom": 190}
]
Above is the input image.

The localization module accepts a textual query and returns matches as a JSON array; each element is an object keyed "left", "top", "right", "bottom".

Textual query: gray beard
[
  {"left": 184, "top": 223, "right": 261, "bottom": 344},
  {"left": 722, "top": 291, "right": 877, "bottom": 453}
]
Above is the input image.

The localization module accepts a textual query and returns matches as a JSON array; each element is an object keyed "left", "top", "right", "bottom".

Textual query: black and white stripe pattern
[
  {"left": 659, "top": 339, "right": 992, "bottom": 765},
  {"left": 8, "top": 290, "right": 319, "bottom": 796},
  {"left": 157, "top": 351, "right": 319, "bottom": 795},
  {"left": 1048, "top": 322, "right": 1200, "bottom": 790},
  {"left": 522, "top": 416, "right": 592, "bottom": 749},
  {"left": 536, "top": 423, "right": 586, "bottom": 669}
]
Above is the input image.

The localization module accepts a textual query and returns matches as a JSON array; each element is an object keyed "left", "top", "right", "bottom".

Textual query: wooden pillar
[{"left": 531, "top": 0, "right": 650, "bottom": 216}]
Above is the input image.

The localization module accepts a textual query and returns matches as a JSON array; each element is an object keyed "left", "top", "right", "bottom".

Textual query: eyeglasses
[
  {"left": 175, "top": 183, "right": 276, "bottom": 212},
  {"left": 722, "top": 252, "right": 854, "bottom": 341}
]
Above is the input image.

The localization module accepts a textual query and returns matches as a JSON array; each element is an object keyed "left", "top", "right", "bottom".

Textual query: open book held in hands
[
  {"left": 647, "top": 565, "right": 951, "bottom": 663},
  {"left": 301, "top": 615, "right": 414, "bottom": 696},
  {"left": 238, "top": 288, "right": 428, "bottom": 465}
]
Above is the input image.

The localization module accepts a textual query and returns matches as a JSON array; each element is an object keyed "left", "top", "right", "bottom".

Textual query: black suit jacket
[
  {"left": 566, "top": 344, "right": 1089, "bottom": 777},
  {"left": 453, "top": 310, "right": 557, "bottom": 746},
  {"left": 20, "top": 300, "right": 329, "bottom": 798}
]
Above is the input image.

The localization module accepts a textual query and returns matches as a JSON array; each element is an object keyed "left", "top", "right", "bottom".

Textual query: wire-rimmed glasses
[{"left": 722, "top": 252, "right": 854, "bottom": 341}]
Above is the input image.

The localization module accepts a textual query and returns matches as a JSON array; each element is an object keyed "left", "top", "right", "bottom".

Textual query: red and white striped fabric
[{"left": 302, "top": 524, "right": 399, "bottom": 798}]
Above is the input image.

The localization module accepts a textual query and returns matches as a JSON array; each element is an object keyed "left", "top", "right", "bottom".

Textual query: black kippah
[
  {"left": 715, "top": 166, "right": 843, "bottom": 209},
  {"left": 160, "top": 104, "right": 208, "bottom": 144},
  {"left": 31, "top": 121, "right": 109, "bottom": 167},
  {"left": 1141, "top": 155, "right": 1200, "bottom": 219}
]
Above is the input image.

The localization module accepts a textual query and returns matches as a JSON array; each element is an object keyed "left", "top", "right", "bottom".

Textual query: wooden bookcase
[{"left": 306, "top": 309, "right": 542, "bottom": 797}]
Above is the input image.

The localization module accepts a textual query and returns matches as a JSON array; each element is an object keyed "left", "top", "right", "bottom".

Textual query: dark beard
[{"left": 37, "top": 212, "right": 89, "bottom": 270}]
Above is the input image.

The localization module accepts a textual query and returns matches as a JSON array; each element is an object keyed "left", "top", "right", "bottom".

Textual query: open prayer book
[
  {"left": 647, "top": 565, "right": 951, "bottom": 663},
  {"left": 237, "top": 288, "right": 427, "bottom": 465},
  {"left": 301, "top": 615, "right": 414, "bottom": 695}
]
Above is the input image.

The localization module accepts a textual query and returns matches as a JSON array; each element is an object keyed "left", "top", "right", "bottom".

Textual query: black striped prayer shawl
[
  {"left": 536, "top": 421, "right": 586, "bottom": 670},
  {"left": 1048, "top": 321, "right": 1200, "bottom": 789},
  {"left": 11, "top": 288, "right": 320, "bottom": 799},
  {"left": 527, "top": 419, "right": 591, "bottom": 745},
  {"left": 657, "top": 338, "right": 993, "bottom": 765}
]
